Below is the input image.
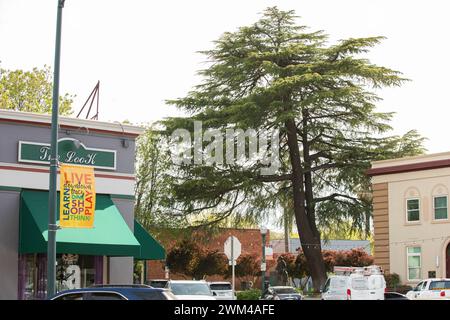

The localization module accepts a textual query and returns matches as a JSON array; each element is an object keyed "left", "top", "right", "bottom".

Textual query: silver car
[{"left": 209, "top": 282, "right": 234, "bottom": 300}]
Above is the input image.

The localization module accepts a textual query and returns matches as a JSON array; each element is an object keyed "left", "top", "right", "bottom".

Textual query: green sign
[{"left": 19, "top": 138, "right": 116, "bottom": 170}]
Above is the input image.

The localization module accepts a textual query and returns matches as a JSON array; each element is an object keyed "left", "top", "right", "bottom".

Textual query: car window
[
  {"left": 53, "top": 293, "right": 84, "bottom": 300},
  {"left": 330, "top": 277, "right": 347, "bottom": 289},
  {"left": 414, "top": 282, "right": 423, "bottom": 291},
  {"left": 89, "top": 292, "right": 126, "bottom": 300},
  {"left": 429, "top": 281, "right": 450, "bottom": 290},
  {"left": 322, "top": 279, "right": 330, "bottom": 292},
  {"left": 150, "top": 281, "right": 168, "bottom": 288},
  {"left": 368, "top": 276, "right": 384, "bottom": 290},
  {"left": 272, "top": 287, "right": 297, "bottom": 294},
  {"left": 351, "top": 277, "right": 369, "bottom": 290},
  {"left": 209, "top": 283, "right": 232, "bottom": 291},
  {"left": 170, "top": 283, "right": 212, "bottom": 296}
]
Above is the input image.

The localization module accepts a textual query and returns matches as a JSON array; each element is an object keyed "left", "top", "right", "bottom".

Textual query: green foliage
[
  {"left": 0, "top": 65, "right": 73, "bottom": 115},
  {"left": 134, "top": 126, "right": 185, "bottom": 231},
  {"left": 293, "top": 248, "right": 374, "bottom": 277},
  {"left": 385, "top": 273, "right": 401, "bottom": 289},
  {"left": 236, "top": 289, "right": 262, "bottom": 300},
  {"left": 224, "top": 254, "right": 261, "bottom": 281},
  {"left": 165, "top": 239, "right": 228, "bottom": 279}
]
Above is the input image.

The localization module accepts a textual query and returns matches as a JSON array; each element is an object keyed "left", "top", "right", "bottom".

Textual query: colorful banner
[{"left": 60, "top": 164, "right": 96, "bottom": 228}]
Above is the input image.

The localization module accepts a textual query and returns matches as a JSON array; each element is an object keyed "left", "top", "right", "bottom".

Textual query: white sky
[{"left": 1, "top": 0, "right": 450, "bottom": 154}]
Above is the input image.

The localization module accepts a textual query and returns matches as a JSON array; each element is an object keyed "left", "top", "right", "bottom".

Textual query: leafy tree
[
  {"left": 163, "top": 7, "right": 425, "bottom": 289},
  {"left": 195, "top": 250, "right": 228, "bottom": 279},
  {"left": 0, "top": 65, "right": 73, "bottom": 115},
  {"left": 165, "top": 239, "right": 228, "bottom": 279},
  {"left": 134, "top": 126, "right": 185, "bottom": 231},
  {"left": 224, "top": 254, "right": 261, "bottom": 283}
]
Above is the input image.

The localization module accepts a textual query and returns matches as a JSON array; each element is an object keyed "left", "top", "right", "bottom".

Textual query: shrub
[
  {"left": 385, "top": 273, "right": 401, "bottom": 289},
  {"left": 236, "top": 289, "right": 262, "bottom": 300}
]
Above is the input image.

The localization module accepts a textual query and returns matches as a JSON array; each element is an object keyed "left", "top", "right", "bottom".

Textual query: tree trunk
[{"left": 285, "top": 118, "right": 327, "bottom": 291}]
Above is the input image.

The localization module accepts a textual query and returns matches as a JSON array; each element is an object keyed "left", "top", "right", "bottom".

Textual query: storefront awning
[
  {"left": 19, "top": 190, "right": 140, "bottom": 256},
  {"left": 133, "top": 220, "right": 165, "bottom": 260}
]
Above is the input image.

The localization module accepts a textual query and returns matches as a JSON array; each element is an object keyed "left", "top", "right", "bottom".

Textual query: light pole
[
  {"left": 47, "top": 0, "right": 65, "bottom": 298},
  {"left": 260, "top": 226, "right": 268, "bottom": 293}
]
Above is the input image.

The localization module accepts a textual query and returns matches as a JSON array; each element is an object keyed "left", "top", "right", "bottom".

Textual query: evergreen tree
[{"left": 164, "top": 7, "right": 425, "bottom": 289}]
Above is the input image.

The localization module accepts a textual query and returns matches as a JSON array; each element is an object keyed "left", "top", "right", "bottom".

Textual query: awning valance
[
  {"left": 19, "top": 190, "right": 140, "bottom": 256},
  {"left": 133, "top": 220, "right": 165, "bottom": 260}
]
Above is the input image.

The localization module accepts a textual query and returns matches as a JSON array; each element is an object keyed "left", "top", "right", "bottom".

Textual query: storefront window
[{"left": 18, "top": 254, "right": 103, "bottom": 300}]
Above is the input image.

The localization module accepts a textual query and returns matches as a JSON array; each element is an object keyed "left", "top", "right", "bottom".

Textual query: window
[
  {"left": 433, "top": 196, "right": 448, "bottom": 220},
  {"left": 429, "top": 280, "right": 450, "bottom": 290},
  {"left": 406, "top": 199, "right": 420, "bottom": 222},
  {"left": 407, "top": 247, "right": 421, "bottom": 281},
  {"left": 53, "top": 293, "right": 84, "bottom": 300},
  {"left": 89, "top": 292, "right": 125, "bottom": 300}
]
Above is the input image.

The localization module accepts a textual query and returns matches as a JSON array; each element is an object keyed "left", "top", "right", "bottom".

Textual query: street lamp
[
  {"left": 260, "top": 226, "right": 268, "bottom": 293},
  {"left": 47, "top": 0, "right": 65, "bottom": 298}
]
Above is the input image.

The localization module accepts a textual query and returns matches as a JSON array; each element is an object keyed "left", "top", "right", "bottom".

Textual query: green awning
[
  {"left": 19, "top": 190, "right": 140, "bottom": 256},
  {"left": 133, "top": 220, "right": 165, "bottom": 260}
]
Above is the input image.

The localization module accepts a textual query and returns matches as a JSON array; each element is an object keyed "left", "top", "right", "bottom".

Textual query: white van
[
  {"left": 321, "top": 266, "right": 386, "bottom": 300},
  {"left": 321, "top": 275, "right": 348, "bottom": 300}
]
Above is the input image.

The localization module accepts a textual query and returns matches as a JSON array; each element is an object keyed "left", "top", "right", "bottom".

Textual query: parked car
[
  {"left": 50, "top": 284, "right": 177, "bottom": 300},
  {"left": 321, "top": 266, "right": 386, "bottom": 300},
  {"left": 406, "top": 278, "right": 450, "bottom": 300},
  {"left": 208, "top": 282, "right": 234, "bottom": 300},
  {"left": 147, "top": 279, "right": 169, "bottom": 288},
  {"left": 260, "top": 286, "right": 303, "bottom": 300},
  {"left": 165, "top": 280, "right": 216, "bottom": 300},
  {"left": 384, "top": 292, "right": 409, "bottom": 300}
]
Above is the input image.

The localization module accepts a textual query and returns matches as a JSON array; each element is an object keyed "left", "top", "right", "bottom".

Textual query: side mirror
[{"left": 212, "top": 292, "right": 217, "bottom": 296}]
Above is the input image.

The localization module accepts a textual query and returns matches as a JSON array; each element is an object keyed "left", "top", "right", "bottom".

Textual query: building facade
[
  {"left": 368, "top": 152, "right": 450, "bottom": 285},
  {"left": 0, "top": 110, "right": 164, "bottom": 299},
  {"left": 146, "top": 228, "right": 272, "bottom": 289}
]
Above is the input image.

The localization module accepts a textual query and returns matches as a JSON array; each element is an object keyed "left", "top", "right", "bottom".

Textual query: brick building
[{"left": 145, "top": 228, "right": 273, "bottom": 289}]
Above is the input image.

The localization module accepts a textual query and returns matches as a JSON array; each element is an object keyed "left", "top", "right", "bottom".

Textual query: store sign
[
  {"left": 18, "top": 138, "right": 116, "bottom": 170},
  {"left": 60, "top": 164, "right": 96, "bottom": 228}
]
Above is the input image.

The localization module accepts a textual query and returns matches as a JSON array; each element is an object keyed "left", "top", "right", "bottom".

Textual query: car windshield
[
  {"left": 170, "top": 283, "right": 212, "bottom": 296},
  {"left": 272, "top": 287, "right": 297, "bottom": 294},
  {"left": 209, "top": 283, "right": 232, "bottom": 291},
  {"left": 429, "top": 281, "right": 450, "bottom": 290},
  {"left": 351, "top": 277, "right": 369, "bottom": 290}
]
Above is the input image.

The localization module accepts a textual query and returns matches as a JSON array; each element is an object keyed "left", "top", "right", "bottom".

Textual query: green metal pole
[
  {"left": 262, "top": 233, "right": 266, "bottom": 292},
  {"left": 47, "top": 0, "right": 65, "bottom": 298}
]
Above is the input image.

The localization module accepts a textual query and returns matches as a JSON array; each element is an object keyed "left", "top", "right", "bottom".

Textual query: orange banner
[{"left": 59, "top": 164, "right": 96, "bottom": 228}]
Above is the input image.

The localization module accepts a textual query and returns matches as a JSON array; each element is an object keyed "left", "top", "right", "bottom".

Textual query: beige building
[{"left": 368, "top": 152, "right": 450, "bottom": 285}]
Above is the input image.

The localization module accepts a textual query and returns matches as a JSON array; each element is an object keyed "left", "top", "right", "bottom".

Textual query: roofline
[
  {"left": 367, "top": 158, "right": 450, "bottom": 177},
  {"left": 0, "top": 109, "right": 145, "bottom": 138}
]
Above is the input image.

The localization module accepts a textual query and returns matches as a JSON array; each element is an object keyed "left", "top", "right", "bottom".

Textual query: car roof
[
  {"left": 50, "top": 286, "right": 167, "bottom": 298},
  {"left": 209, "top": 281, "right": 231, "bottom": 284},
  {"left": 168, "top": 280, "right": 207, "bottom": 283},
  {"left": 270, "top": 286, "right": 295, "bottom": 289},
  {"left": 149, "top": 279, "right": 168, "bottom": 281}
]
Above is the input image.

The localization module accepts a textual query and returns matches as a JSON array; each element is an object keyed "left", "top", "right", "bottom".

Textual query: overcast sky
[{"left": 1, "top": 0, "right": 449, "bottom": 153}]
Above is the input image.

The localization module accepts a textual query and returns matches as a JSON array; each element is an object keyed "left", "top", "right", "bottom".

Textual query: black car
[
  {"left": 261, "top": 286, "right": 303, "bottom": 300},
  {"left": 384, "top": 292, "right": 409, "bottom": 300},
  {"left": 50, "top": 284, "right": 177, "bottom": 300}
]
